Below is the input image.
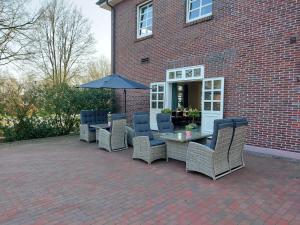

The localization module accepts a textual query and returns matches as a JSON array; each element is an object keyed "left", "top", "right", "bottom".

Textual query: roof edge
[{"left": 96, "top": 0, "right": 124, "bottom": 10}]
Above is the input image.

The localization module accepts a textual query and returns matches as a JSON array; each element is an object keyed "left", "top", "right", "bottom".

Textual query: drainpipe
[{"left": 106, "top": 0, "right": 115, "bottom": 74}]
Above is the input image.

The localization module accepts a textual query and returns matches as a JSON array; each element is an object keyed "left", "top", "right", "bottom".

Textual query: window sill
[
  {"left": 135, "top": 34, "right": 153, "bottom": 43},
  {"left": 184, "top": 15, "right": 213, "bottom": 28}
]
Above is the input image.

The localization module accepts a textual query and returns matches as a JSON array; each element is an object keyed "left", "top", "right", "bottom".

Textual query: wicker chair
[
  {"left": 80, "top": 110, "right": 96, "bottom": 142},
  {"left": 156, "top": 113, "right": 174, "bottom": 133},
  {"left": 126, "top": 112, "right": 151, "bottom": 146},
  {"left": 98, "top": 119, "right": 128, "bottom": 152},
  {"left": 186, "top": 119, "right": 234, "bottom": 180},
  {"left": 132, "top": 113, "right": 166, "bottom": 164},
  {"left": 80, "top": 110, "right": 108, "bottom": 143},
  {"left": 228, "top": 118, "right": 248, "bottom": 172}
]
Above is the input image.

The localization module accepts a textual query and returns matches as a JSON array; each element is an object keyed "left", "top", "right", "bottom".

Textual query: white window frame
[
  {"left": 186, "top": 0, "right": 213, "bottom": 23},
  {"left": 137, "top": 0, "right": 153, "bottom": 39},
  {"left": 166, "top": 65, "right": 204, "bottom": 83}
]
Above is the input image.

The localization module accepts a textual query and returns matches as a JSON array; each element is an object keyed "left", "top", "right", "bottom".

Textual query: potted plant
[
  {"left": 185, "top": 124, "right": 194, "bottom": 138},
  {"left": 187, "top": 108, "right": 200, "bottom": 128},
  {"left": 161, "top": 108, "right": 172, "bottom": 114}
]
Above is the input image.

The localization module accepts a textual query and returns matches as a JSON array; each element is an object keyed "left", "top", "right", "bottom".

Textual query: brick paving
[{"left": 0, "top": 136, "right": 299, "bottom": 225}]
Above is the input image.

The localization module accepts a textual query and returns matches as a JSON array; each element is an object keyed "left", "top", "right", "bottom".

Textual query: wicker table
[
  {"left": 90, "top": 124, "right": 110, "bottom": 143},
  {"left": 160, "top": 131, "right": 212, "bottom": 162}
]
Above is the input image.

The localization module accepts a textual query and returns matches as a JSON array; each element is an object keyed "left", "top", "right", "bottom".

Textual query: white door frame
[
  {"left": 165, "top": 65, "right": 205, "bottom": 109},
  {"left": 150, "top": 82, "right": 166, "bottom": 130},
  {"left": 201, "top": 77, "right": 224, "bottom": 134}
]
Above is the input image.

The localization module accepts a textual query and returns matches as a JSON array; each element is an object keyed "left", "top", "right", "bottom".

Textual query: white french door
[
  {"left": 201, "top": 77, "right": 224, "bottom": 134},
  {"left": 150, "top": 82, "right": 165, "bottom": 130}
]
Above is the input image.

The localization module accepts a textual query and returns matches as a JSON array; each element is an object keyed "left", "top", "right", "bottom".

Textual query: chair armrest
[
  {"left": 125, "top": 126, "right": 135, "bottom": 146},
  {"left": 133, "top": 136, "right": 150, "bottom": 149},
  {"left": 187, "top": 142, "right": 214, "bottom": 158},
  {"left": 99, "top": 128, "right": 111, "bottom": 139},
  {"left": 80, "top": 124, "right": 89, "bottom": 131}
]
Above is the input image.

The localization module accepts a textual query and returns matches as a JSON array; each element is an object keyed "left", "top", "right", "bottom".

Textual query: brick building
[{"left": 97, "top": 0, "right": 299, "bottom": 153}]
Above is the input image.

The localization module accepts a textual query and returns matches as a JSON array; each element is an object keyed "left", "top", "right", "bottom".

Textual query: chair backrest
[
  {"left": 156, "top": 113, "right": 174, "bottom": 133},
  {"left": 133, "top": 113, "right": 154, "bottom": 140},
  {"left": 229, "top": 117, "right": 248, "bottom": 149},
  {"left": 94, "top": 110, "right": 108, "bottom": 124},
  {"left": 111, "top": 119, "right": 127, "bottom": 148},
  {"left": 80, "top": 110, "right": 95, "bottom": 125},
  {"left": 214, "top": 122, "right": 234, "bottom": 153},
  {"left": 134, "top": 112, "right": 149, "bottom": 116},
  {"left": 111, "top": 113, "right": 126, "bottom": 121},
  {"left": 210, "top": 119, "right": 233, "bottom": 150}
]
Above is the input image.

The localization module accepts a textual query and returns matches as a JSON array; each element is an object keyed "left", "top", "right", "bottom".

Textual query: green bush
[{"left": 0, "top": 83, "right": 114, "bottom": 142}]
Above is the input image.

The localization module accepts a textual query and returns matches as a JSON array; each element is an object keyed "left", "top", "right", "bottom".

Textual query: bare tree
[
  {"left": 30, "top": 0, "right": 95, "bottom": 85},
  {"left": 77, "top": 55, "right": 111, "bottom": 83},
  {"left": 0, "top": 0, "right": 40, "bottom": 66}
]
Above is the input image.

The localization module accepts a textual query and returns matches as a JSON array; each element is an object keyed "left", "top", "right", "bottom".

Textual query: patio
[{"left": 0, "top": 136, "right": 299, "bottom": 225}]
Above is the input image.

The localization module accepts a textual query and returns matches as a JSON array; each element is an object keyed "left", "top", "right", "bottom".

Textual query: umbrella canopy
[
  {"left": 79, "top": 74, "right": 150, "bottom": 114},
  {"left": 79, "top": 74, "right": 149, "bottom": 90}
]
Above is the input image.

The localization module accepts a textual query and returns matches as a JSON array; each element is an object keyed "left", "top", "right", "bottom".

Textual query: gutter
[{"left": 106, "top": 0, "right": 115, "bottom": 74}]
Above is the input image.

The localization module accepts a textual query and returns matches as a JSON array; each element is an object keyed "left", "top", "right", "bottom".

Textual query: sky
[
  {"left": 70, "top": 0, "right": 111, "bottom": 59},
  {"left": 3, "top": 0, "right": 112, "bottom": 78}
]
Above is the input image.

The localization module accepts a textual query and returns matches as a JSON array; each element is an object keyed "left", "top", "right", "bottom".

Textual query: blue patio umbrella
[{"left": 79, "top": 74, "right": 150, "bottom": 113}]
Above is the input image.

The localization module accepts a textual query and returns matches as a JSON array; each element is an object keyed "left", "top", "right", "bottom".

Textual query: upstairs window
[
  {"left": 186, "top": 0, "right": 213, "bottom": 23},
  {"left": 137, "top": 1, "right": 153, "bottom": 38}
]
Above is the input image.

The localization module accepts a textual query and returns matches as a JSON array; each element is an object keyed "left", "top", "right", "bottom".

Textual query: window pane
[
  {"left": 152, "top": 93, "right": 157, "bottom": 100},
  {"left": 190, "top": 0, "right": 200, "bottom": 10},
  {"left": 204, "top": 91, "right": 211, "bottom": 100},
  {"left": 201, "top": 4, "right": 212, "bottom": 16},
  {"left": 138, "top": 2, "right": 152, "bottom": 37},
  {"left": 204, "top": 102, "right": 211, "bottom": 111},
  {"left": 158, "top": 85, "right": 164, "bottom": 92},
  {"left": 152, "top": 85, "right": 157, "bottom": 92},
  {"left": 194, "top": 68, "right": 201, "bottom": 77},
  {"left": 213, "top": 91, "right": 221, "bottom": 100},
  {"left": 158, "top": 102, "right": 164, "bottom": 109},
  {"left": 176, "top": 71, "right": 182, "bottom": 78},
  {"left": 213, "top": 102, "right": 221, "bottom": 111},
  {"left": 140, "top": 21, "right": 146, "bottom": 28},
  {"left": 205, "top": 81, "right": 212, "bottom": 90},
  {"left": 202, "top": 0, "right": 212, "bottom": 5},
  {"left": 185, "top": 69, "right": 193, "bottom": 78},
  {"left": 152, "top": 101, "right": 157, "bottom": 109},
  {"left": 169, "top": 72, "right": 175, "bottom": 79},
  {"left": 146, "top": 19, "right": 152, "bottom": 27},
  {"left": 147, "top": 26, "right": 152, "bottom": 33},
  {"left": 214, "top": 80, "right": 221, "bottom": 89},
  {"left": 158, "top": 93, "right": 164, "bottom": 100},
  {"left": 189, "top": 10, "right": 200, "bottom": 20}
]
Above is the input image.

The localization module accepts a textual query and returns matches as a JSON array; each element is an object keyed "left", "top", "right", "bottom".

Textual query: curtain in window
[{"left": 172, "top": 83, "right": 178, "bottom": 110}]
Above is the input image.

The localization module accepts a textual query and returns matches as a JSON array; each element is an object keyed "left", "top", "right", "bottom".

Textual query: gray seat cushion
[
  {"left": 133, "top": 114, "right": 154, "bottom": 140},
  {"left": 80, "top": 110, "right": 95, "bottom": 125},
  {"left": 150, "top": 139, "right": 165, "bottom": 146},
  {"left": 111, "top": 113, "right": 126, "bottom": 121},
  {"left": 95, "top": 110, "right": 108, "bottom": 124},
  {"left": 157, "top": 113, "right": 174, "bottom": 133},
  {"left": 210, "top": 119, "right": 233, "bottom": 150}
]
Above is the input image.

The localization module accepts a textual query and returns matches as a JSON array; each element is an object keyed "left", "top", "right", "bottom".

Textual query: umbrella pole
[{"left": 124, "top": 89, "right": 127, "bottom": 114}]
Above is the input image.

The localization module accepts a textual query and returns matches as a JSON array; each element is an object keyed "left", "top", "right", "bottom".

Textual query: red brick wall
[{"left": 113, "top": 0, "right": 300, "bottom": 152}]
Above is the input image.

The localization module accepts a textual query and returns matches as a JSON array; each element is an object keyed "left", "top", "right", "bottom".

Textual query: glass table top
[{"left": 160, "top": 130, "right": 212, "bottom": 143}]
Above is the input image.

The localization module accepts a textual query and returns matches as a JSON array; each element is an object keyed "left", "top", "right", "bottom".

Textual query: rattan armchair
[
  {"left": 186, "top": 119, "right": 234, "bottom": 180},
  {"left": 132, "top": 113, "right": 166, "bottom": 164},
  {"left": 80, "top": 110, "right": 96, "bottom": 142},
  {"left": 98, "top": 119, "right": 128, "bottom": 152}
]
